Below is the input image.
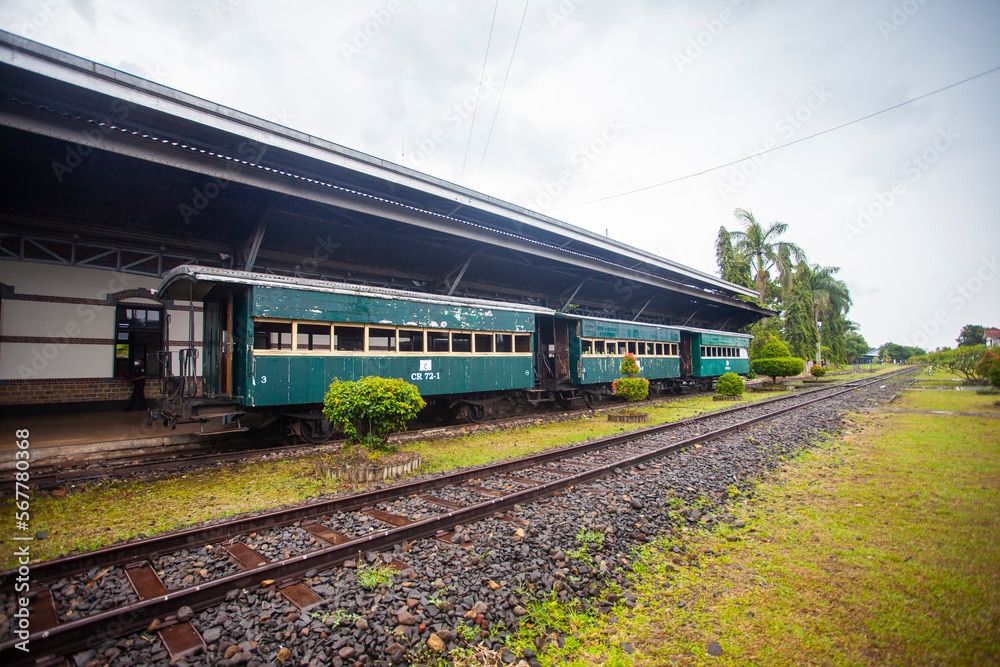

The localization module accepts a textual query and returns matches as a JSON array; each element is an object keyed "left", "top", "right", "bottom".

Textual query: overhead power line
[
  {"left": 460, "top": 0, "right": 500, "bottom": 181},
  {"left": 476, "top": 0, "right": 531, "bottom": 179},
  {"left": 551, "top": 64, "right": 1000, "bottom": 211}
]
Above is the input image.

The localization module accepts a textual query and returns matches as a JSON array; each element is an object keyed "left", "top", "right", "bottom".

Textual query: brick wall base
[{"left": 0, "top": 377, "right": 204, "bottom": 411}]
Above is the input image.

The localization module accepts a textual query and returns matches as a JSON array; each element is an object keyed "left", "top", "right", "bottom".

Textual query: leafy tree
[
  {"left": 844, "top": 329, "right": 870, "bottom": 364},
  {"left": 927, "top": 345, "right": 988, "bottom": 381},
  {"left": 880, "top": 342, "right": 925, "bottom": 363},
  {"left": 751, "top": 335, "right": 806, "bottom": 383},
  {"left": 976, "top": 349, "right": 1000, "bottom": 390},
  {"left": 714, "top": 226, "right": 752, "bottom": 288},
  {"left": 727, "top": 208, "right": 807, "bottom": 306},
  {"left": 807, "top": 264, "right": 852, "bottom": 364},
  {"left": 322, "top": 376, "right": 426, "bottom": 450},
  {"left": 783, "top": 263, "right": 819, "bottom": 360},
  {"left": 747, "top": 317, "right": 784, "bottom": 359},
  {"left": 956, "top": 324, "right": 986, "bottom": 347}
]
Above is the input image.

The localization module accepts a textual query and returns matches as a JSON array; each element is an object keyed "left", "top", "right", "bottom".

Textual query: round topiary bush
[
  {"left": 322, "top": 376, "right": 426, "bottom": 450},
  {"left": 810, "top": 364, "right": 827, "bottom": 378},
  {"left": 715, "top": 372, "right": 745, "bottom": 397},
  {"left": 750, "top": 335, "right": 806, "bottom": 384}
]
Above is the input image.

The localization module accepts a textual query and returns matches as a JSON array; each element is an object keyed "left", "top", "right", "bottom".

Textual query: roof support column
[
  {"left": 445, "top": 252, "right": 478, "bottom": 296},
  {"left": 243, "top": 216, "right": 268, "bottom": 272},
  {"left": 560, "top": 279, "right": 588, "bottom": 312},
  {"left": 632, "top": 298, "right": 651, "bottom": 321}
]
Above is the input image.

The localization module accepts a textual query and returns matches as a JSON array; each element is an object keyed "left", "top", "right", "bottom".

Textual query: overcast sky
[{"left": 3, "top": 0, "right": 998, "bottom": 351}]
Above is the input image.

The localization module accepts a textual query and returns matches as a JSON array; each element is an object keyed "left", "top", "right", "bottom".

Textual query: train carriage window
[
  {"left": 475, "top": 333, "right": 494, "bottom": 353},
  {"left": 427, "top": 331, "right": 450, "bottom": 352},
  {"left": 452, "top": 332, "right": 472, "bottom": 353},
  {"left": 254, "top": 321, "right": 292, "bottom": 350},
  {"left": 617, "top": 342, "right": 627, "bottom": 355},
  {"left": 645, "top": 342, "right": 655, "bottom": 355},
  {"left": 627, "top": 341, "right": 637, "bottom": 355},
  {"left": 655, "top": 343, "right": 664, "bottom": 356},
  {"left": 495, "top": 333, "right": 513, "bottom": 353},
  {"left": 398, "top": 330, "right": 424, "bottom": 352},
  {"left": 593, "top": 340, "right": 605, "bottom": 354},
  {"left": 296, "top": 323, "right": 331, "bottom": 351},
  {"left": 581, "top": 339, "right": 593, "bottom": 354},
  {"left": 334, "top": 325, "right": 365, "bottom": 351},
  {"left": 740, "top": 347, "right": 749, "bottom": 358},
  {"left": 368, "top": 327, "right": 396, "bottom": 352},
  {"left": 514, "top": 334, "right": 531, "bottom": 353}
]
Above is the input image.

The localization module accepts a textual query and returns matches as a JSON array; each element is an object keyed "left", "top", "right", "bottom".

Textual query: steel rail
[{"left": 0, "top": 369, "right": 912, "bottom": 664}]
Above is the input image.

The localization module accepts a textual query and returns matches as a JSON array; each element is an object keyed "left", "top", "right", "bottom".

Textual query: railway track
[
  {"left": 22, "top": 392, "right": 687, "bottom": 491},
  {"left": 0, "top": 368, "right": 912, "bottom": 665},
  {"left": 22, "top": 375, "right": 854, "bottom": 491}
]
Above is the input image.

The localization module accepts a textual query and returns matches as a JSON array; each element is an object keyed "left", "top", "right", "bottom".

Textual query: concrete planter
[
  {"left": 607, "top": 411, "right": 650, "bottom": 423},
  {"left": 317, "top": 450, "right": 421, "bottom": 483}
]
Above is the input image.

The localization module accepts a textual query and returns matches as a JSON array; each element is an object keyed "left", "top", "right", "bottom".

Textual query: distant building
[
  {"left": 986, "top": 328, "right": 999, "bottom": 348},
  {"left": 860, "top": 349, "right": 880, "bottom": 364}
]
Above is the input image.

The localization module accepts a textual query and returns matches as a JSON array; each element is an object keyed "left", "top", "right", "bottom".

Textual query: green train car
[
  {"left": 156, "top": 266, "right": 547, "bottom": 440},
  {"left": 536, "top": 315, "right": 682, "bottom": 404},
  {"left": 683, "top": 329, "right": 752, "bottom": 380},
  {"left": 154, "top": 266, "right": 755, "bottom": 441}
]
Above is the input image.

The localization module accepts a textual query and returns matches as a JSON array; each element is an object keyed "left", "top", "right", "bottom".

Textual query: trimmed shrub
[
  {"left": 322, "top": 376, "right": 426, "bottom": 450},
  {"left": 613, "top": 377, "right": 650, "bottom": 402},
  {"left": 751, "top": 336, "right": 806, "bottom": 383},
  {"left": 752, "top": 356, "right": 805, "bottom": 383},
  {"left": 715, "top": 372, "right": 745, "bottom": 397},
  {"left": 757, "top": 336, "right": 792, "bottom": 359},
  {"left": 620, "top": 353, "right": 641, "bottom": 378},
  {"left": 810, "top": 364, "right": 827, "bottom": 378}
]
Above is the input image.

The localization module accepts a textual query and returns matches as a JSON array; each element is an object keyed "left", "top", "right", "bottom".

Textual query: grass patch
[
  {"left": 545, "top": 381, "right": 1000, "bottom": 665},
  {"left": 0, "top": 458, "right": 344, "bottom": 567},
  {"left": 408, "top": 392, "right": 784, "bottom": 475},
  {"left": 898, "top": 388, "right": 1000, "bottom": 413}
]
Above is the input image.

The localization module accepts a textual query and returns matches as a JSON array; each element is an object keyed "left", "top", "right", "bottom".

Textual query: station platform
[{"left": 0, "top": 410, "right": 246, "bottom": 471}]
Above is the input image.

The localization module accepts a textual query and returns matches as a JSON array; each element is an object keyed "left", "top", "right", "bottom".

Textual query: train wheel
[
  {"left": 296, "top": 418, "right": 334, "bottom": 444},
  {"left": 584, "top": 392, "right": 598, "bottom": 409},
  {"left": 467, "top": 403, "right": 489, "bottom": 423}
]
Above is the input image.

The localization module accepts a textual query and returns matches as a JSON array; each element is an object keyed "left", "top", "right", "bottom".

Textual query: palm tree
[
  {"left": 728, "top": 208, "right": 807, "bottom": 306},
  {"left": 807, "top": 264, "right": 852, "bottom": 364}
]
